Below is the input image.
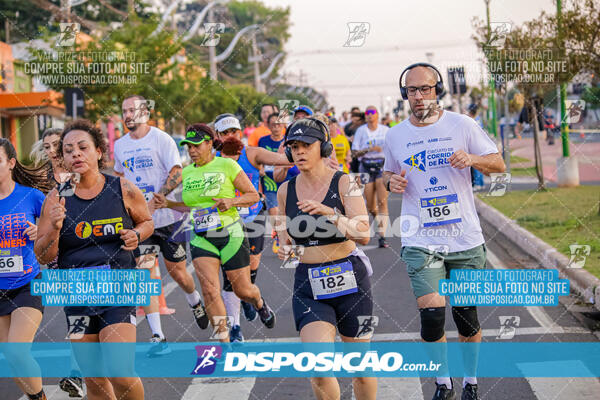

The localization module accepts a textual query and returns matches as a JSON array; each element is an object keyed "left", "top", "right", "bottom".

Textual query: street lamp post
[
  {"left": 210, "top": 24, "right": 260, "bottom": 80},
  {"left": 484, "top": 0, "right": 498, "bottom": 138}
]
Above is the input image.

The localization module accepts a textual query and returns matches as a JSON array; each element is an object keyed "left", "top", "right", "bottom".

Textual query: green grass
[
  {"left": 510, "top": 166, "right": 538, "bottom": 176},
  {"left": 479, "top": 186, "right": 600, "bottom": 278},
  {"left": 510, "top": 154, "right": 530, "bottom": 164}
]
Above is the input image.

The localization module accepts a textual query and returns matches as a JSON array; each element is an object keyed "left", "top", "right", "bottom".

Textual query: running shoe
[
  {"left": 432, "top": 379, "right": 456, "bottom": 400},
  {"left": 230, "top": 324, "right": 244, "bottom": 342},
  {"left": 378, "top": 237, "right": 389, "bottom": 248},
  {"left": 461, "top": 383, "right": 480, "bottom": 400},
  {"left": 147, "top": 334, "right": 171, "bottom": 357},
  {"left": 241, "top": 300, "right": 258, "bottom": 322},
  {"left": 191, "top": 300, "right": 209, "bottom": 329},
  {"left": 257, "top": 297, "right": 276, "bottom": 329},
  {"left": 59, "top": 376, "right": 84, "bottom": 398}
]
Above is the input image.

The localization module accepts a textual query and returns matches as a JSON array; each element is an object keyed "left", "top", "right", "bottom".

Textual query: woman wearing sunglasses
[{"left": 351, "top": 106, "right": 390, "bottom": 248}]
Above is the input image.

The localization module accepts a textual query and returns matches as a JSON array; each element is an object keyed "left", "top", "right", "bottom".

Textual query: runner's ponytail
[{"left": 0, "top": 138, "right": 53, "bottom": 193}]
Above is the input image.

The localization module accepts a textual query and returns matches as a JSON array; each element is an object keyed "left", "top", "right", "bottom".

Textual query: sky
[{"left": 261, "top": 0, "right": 555, "bottom": 114}]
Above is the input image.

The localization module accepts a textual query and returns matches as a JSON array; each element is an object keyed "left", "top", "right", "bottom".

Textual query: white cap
[{"left": 214, "top": 116, "right": 241, "bottom": 132}]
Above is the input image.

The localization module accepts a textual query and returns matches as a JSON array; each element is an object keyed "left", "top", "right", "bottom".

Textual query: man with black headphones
[{"left": 383, "top": 63, "right": 505, "bottom": 400}]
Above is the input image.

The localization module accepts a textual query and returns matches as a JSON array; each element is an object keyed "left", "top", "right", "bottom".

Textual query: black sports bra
[{"left": 285, "top": 171, "right": 347, "bottom": 247}]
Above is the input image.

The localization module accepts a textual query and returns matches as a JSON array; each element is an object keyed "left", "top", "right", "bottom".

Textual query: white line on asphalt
[
  {"left": 182, "top": 377, "right": 256, "bottom": 400},
  {"left": 246, "top": 325, "right": 589, "bottom": 343},
  {"left": 486, "top": 246, "right": 563, "bottom": 332},
  {"left": 519, "top": 361, "right": 600, "bottom": 400},
  {"left": 376, "top": 377, "right": 424, "bottom": 400}
]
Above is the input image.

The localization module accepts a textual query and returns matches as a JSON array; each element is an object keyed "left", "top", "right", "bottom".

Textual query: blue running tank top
[
  {"left": 0, "top": 183, "right": 45, "bottom": 289},
  {"left": 218, "top": 148, "right": 263, "bottom": 223}
]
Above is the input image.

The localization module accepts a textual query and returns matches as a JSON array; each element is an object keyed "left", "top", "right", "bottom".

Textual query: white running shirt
[
  {"left": 352, "top": 124, "right": 388, "bottom": 159},
  {"left": 114, "top": 126, "right": 183, "bottom": 229},
  {"left": 383, "top": 111, "right": 499, "bottom": 252}
]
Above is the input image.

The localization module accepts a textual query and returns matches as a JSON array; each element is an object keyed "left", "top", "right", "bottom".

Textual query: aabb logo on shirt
[{"left": 75, "top": 218, "right": 124, "bottom": 239}]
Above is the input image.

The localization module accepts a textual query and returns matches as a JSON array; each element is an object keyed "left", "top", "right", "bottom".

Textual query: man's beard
[{"left": 412, "top": 100, "right": 441, "bottom": 124}]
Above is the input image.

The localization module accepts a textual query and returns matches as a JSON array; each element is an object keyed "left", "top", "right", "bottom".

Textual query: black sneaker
[
  {"left": 230, "top": 324, "right": 244, "bottom": 342},
  {"left": 241, "top": 300, "right": 257, "bottom": 322},
  {"left": 461, "top": 383, "right": 480, "bottom": 400},
  {"left": 256, "top": 298, "right": 276, "bottom": 329},
  {"left": 147, "top": 334, "right": 171, "bottom": 357},
  {"left": 432, "top": 379, "right": 456, "bottom": 400},
  {"left": 59, "top": 376, "right": 84, "bottom": 398},
  {"left": 191, "top": 300, "right": 209, "bottom": 329},
  {"left": 378, "top": 237, "right": 389, "bottom": 248}
]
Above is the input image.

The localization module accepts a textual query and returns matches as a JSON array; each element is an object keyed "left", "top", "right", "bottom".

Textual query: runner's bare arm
[
  {"left": 276, "top": 183, "right": 293, "bottom": 259},
  {"left": 335, "top": 174, "right": 370, "bottom": 245},
  {"left": 470, "top": 152, "right": 506, "bottom": 175},
  {"left": 120, "top": 178, "right": 154, "bottom": 243},
  {"left": 449, "top": 150, "right": 505, "bottom": 175},
  {"left": 249, "top": 146, "right": 292, "bottom": 168},
  {"left": 34, "top": 189, "right": 62, "bottom": 264},
  {"left": 158, "top": 165, "right": 183, "bottom": 195}
]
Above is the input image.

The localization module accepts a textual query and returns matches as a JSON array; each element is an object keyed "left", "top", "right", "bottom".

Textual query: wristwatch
[
  {"left": 133, "top": 229, "right": 141, "bottom": 244},
  {"left": 386, "top": 179, "right": 391, "bottom": 192}
]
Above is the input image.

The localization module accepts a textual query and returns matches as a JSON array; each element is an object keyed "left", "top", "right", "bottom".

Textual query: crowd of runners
[{"left": 0, "top": 63, "right": 505, "bottom": 400}]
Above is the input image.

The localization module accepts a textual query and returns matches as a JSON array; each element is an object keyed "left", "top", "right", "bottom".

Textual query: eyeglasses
[
  {"left": 406, "top": 85, "right": 436, "bottom": 96},
  {"left": 365, "top": 109, "right": 377, "bottom": 115}
]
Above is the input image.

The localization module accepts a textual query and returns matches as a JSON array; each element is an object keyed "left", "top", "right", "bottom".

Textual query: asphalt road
[{"left": 2, "top": 193, "right": 599, "bottom": 399}]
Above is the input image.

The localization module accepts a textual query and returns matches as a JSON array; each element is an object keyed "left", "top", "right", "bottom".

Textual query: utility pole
[
  {"left": 208, "top": 8, "right": 217, "bottom": 80},
  {"left": 557, "top": 0, "right": 569, "bottom": 157},
  {"left": 484, "top": 0, "right": 498, "bottom": 137},
  {"left": 251, "top": 33, "right": 263, "bottom": 92}
]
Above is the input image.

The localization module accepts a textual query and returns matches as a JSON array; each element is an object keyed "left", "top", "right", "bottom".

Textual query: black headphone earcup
[
  {"left": 321, "top": 141, "right": 333, "bottom": 158},
  {"left": 400, "top": 87, "right": 408, "bottom": 100},
  {"left": 285, "top": 146, "right": 294, "bottom": 163},
  {"left": 436, "top": 82, "right": 445, "bottom": 99}
]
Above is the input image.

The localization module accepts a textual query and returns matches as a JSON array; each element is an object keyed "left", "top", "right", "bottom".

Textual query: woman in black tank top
[
  {"left": 35, "top": 120, "right": 153, "bottom": 400},
  {"left": 276, "top": 117, "right": 376, "bottom": 400}
]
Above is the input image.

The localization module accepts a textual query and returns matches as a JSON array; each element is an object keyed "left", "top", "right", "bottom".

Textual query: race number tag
[
  {"left": 137, "top": 184, "right": 155, "bottom": 202},
  {"left": 419, "top": 194, "right": 461, "bottom": 227},
  {"left": 308, "top": 260, "right": 357, "bottom": 300},
  {"left": 236, "top": 206, "right": 250, "bottom": 218},
  {"left": 0, "top": 248, "right": 23, "bottom": 274},
  {"left": 193, "top": 207, "right": 222, "bottom": 233}
]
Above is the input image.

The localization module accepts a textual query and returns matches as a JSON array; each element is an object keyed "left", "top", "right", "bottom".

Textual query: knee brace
[
  {"left": 451, "top": 306, "right": 480, "bottom": 337},
  {"left": 419, "top": 307, "right": 446, "bottom": 342},
  {"left": 250, "top": 269, "right": 257, "bottom": 284},
  {"left": 222, "top": 270, "right": 233, "bottom": 292}
]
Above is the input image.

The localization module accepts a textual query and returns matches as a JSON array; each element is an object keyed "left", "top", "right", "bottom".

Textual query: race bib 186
[
  {"left": 419, "top": 194, "right": 462, "bottom": 227},
  {"left": 309, "top": 260, "right": 358, "bottom": 300}
]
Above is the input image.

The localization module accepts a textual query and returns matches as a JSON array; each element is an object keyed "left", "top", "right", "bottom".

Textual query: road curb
[{"left": 475, "top": 196, "right": 600, "bottom": 310}]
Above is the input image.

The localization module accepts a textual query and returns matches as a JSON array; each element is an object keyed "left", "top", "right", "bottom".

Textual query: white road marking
[
  {"left": 247, "top": 325, "right": 589, "bottom": 343},
  {"left": 520, "top": 361, "right": 600, "bottom": 400},
  {"left": 486, "top": 246, "right": 563, "bottom": 332},
  {"left": 181, "top": 377, "right": 256, "bottom": 400}
]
